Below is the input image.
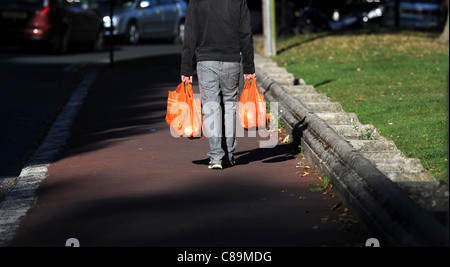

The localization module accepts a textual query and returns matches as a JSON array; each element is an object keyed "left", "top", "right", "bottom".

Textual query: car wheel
[
  {"left": 125, "top": 22, "right": 140, "bottom": 45},
  {"left": 52, "top": 27, "right": 69, "bottom": 53},
  {"left": 92, "top": 28, "right": 105, "bottom": 52},
  {"left": 173, "top": 21, "right": 185, "bottom": 44}
]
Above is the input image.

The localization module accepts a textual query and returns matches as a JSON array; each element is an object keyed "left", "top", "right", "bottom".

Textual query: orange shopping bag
[
  {"left": 238, "top": 77, "right": 266, "bottom": 129},
  {"left": 166, "top": 82, "right": 202, "bottom": 137},
  {"left": 183, "top": 83, "right": 202, "bottom": 138}
]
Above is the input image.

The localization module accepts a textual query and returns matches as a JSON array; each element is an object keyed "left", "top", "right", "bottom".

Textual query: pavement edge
[{"left": 0, "top": 65, "right": 99, "bottom": 247}]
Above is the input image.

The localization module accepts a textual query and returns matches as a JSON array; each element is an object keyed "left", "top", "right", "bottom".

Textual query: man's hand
[
  {"left": 181, "top": 75, "right": 193, "bottom": 84},
  {"left": 244, "top": 73, "right": 256, "bottom": 80}
]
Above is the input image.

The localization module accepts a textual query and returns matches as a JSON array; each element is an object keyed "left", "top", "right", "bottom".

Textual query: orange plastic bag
[
  {"left": 183, "top": 84, "right": 202, "bottom": 138},
  {"left": 238, "top": 77, "right": 266, "bottom": 129},
  {"left": 166, "top": 82, "right": 202, "bottom": 137}
]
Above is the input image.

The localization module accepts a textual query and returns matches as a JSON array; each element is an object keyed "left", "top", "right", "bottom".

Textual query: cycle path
[{"left": 9, "top": 53, "right": 369, "bottom": 247}]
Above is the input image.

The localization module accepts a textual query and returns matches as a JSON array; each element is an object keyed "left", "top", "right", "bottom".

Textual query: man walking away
[{"left": 181, "top": 0, "right": 256, "bottom": 170}]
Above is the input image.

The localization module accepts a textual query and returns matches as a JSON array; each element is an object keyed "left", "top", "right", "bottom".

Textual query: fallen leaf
[
  {"left": 308, "top": 184, "right": 322, "bottom": 192},
  {"left": 300, "top": 171, "right": 309, "bottom": 177},
  {"left": 331, "top": 202, "right": 341, "bottom": 210}
]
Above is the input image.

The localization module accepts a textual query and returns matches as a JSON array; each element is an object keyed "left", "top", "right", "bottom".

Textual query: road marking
[
  {"left": 0, "top": 66, "right": 99, "bottom": 247},
  {"left": 63, "top": 63, "right": 88, "bottom": 73}
]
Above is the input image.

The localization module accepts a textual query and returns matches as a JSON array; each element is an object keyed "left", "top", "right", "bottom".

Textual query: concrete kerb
[{"left": 254, "top": 54, "right": 448, "bottom": 246}]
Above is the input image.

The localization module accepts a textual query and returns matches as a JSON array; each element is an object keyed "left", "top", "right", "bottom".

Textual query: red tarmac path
[{"left": 9, "top": 52, "right": 370, "bottom": 247}]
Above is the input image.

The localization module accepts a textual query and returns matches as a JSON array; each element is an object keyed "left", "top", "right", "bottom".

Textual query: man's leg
[
  {"left": 197, "top": 61, "right": 224, "bottom": 165},
  {"left": 219, "top": 62, "right": 241, "bottom": 163}
]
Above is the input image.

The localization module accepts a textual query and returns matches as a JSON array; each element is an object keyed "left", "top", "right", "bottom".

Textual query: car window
[
  {"left": 121, "top": 0, "right": 135, "bottom": 7},
  {"left": 63, "top": 0, "right": 82, "bottom": 8},
  {"left": 0, "top": 0, "right": 43, "bottom": 4},
  {"left": 80, "top": 0, "right": 89, "bottom": 9},
  {"left": 157, "top": 0, "right": 173, "bottom": 5},
  {"left": 90, "top": 0, "right": 135, "bottom": 8},
  {"left": 343, "top": 0, "right": 386, "bottom": 5},
  {"left": 402, "top": 0, "right": 441, "bottom": 3}
]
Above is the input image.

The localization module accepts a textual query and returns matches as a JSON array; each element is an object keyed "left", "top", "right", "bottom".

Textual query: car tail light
[{"left": 27, "top": 6, "right": 51, "bottom": 35}]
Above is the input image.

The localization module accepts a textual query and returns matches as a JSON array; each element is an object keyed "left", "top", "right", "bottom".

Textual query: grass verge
[{"left": 257, "top": 28, "right": 449, "bottom": 182}]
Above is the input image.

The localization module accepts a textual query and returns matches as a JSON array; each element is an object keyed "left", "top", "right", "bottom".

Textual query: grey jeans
[{"left": 197, "top": 61, "right": 241, "bottom": 164}]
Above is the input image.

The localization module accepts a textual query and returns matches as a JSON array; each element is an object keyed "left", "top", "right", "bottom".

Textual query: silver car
[{"left": 93, "top": 0, "right": 186, "bottom": 44}]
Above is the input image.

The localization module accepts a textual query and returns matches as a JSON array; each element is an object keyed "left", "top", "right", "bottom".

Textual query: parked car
[
  {"left": 0, "top": 0, "right": 105, "bottom": 53},
  {"left": 93, "top": 0, "right": 187, "bottom": 44},
  {"left": 382, "top": 0, "right": 445, "bottom": 29},
  {"left": 295, "top": 0, "right": 387, "bottom": 33}
]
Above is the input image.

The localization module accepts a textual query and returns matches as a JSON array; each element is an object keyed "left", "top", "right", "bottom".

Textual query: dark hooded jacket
[{"left": 181, "top": 0, "right": 255, "bottom": 76}]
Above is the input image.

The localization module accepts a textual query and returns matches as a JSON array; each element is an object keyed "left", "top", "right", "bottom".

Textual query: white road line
[
  {"left": 63, "top": 63, "right": 88, "bottom": 73},
  {"left": 0, "top": 65, "right": 99, "bottom": 247}
]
